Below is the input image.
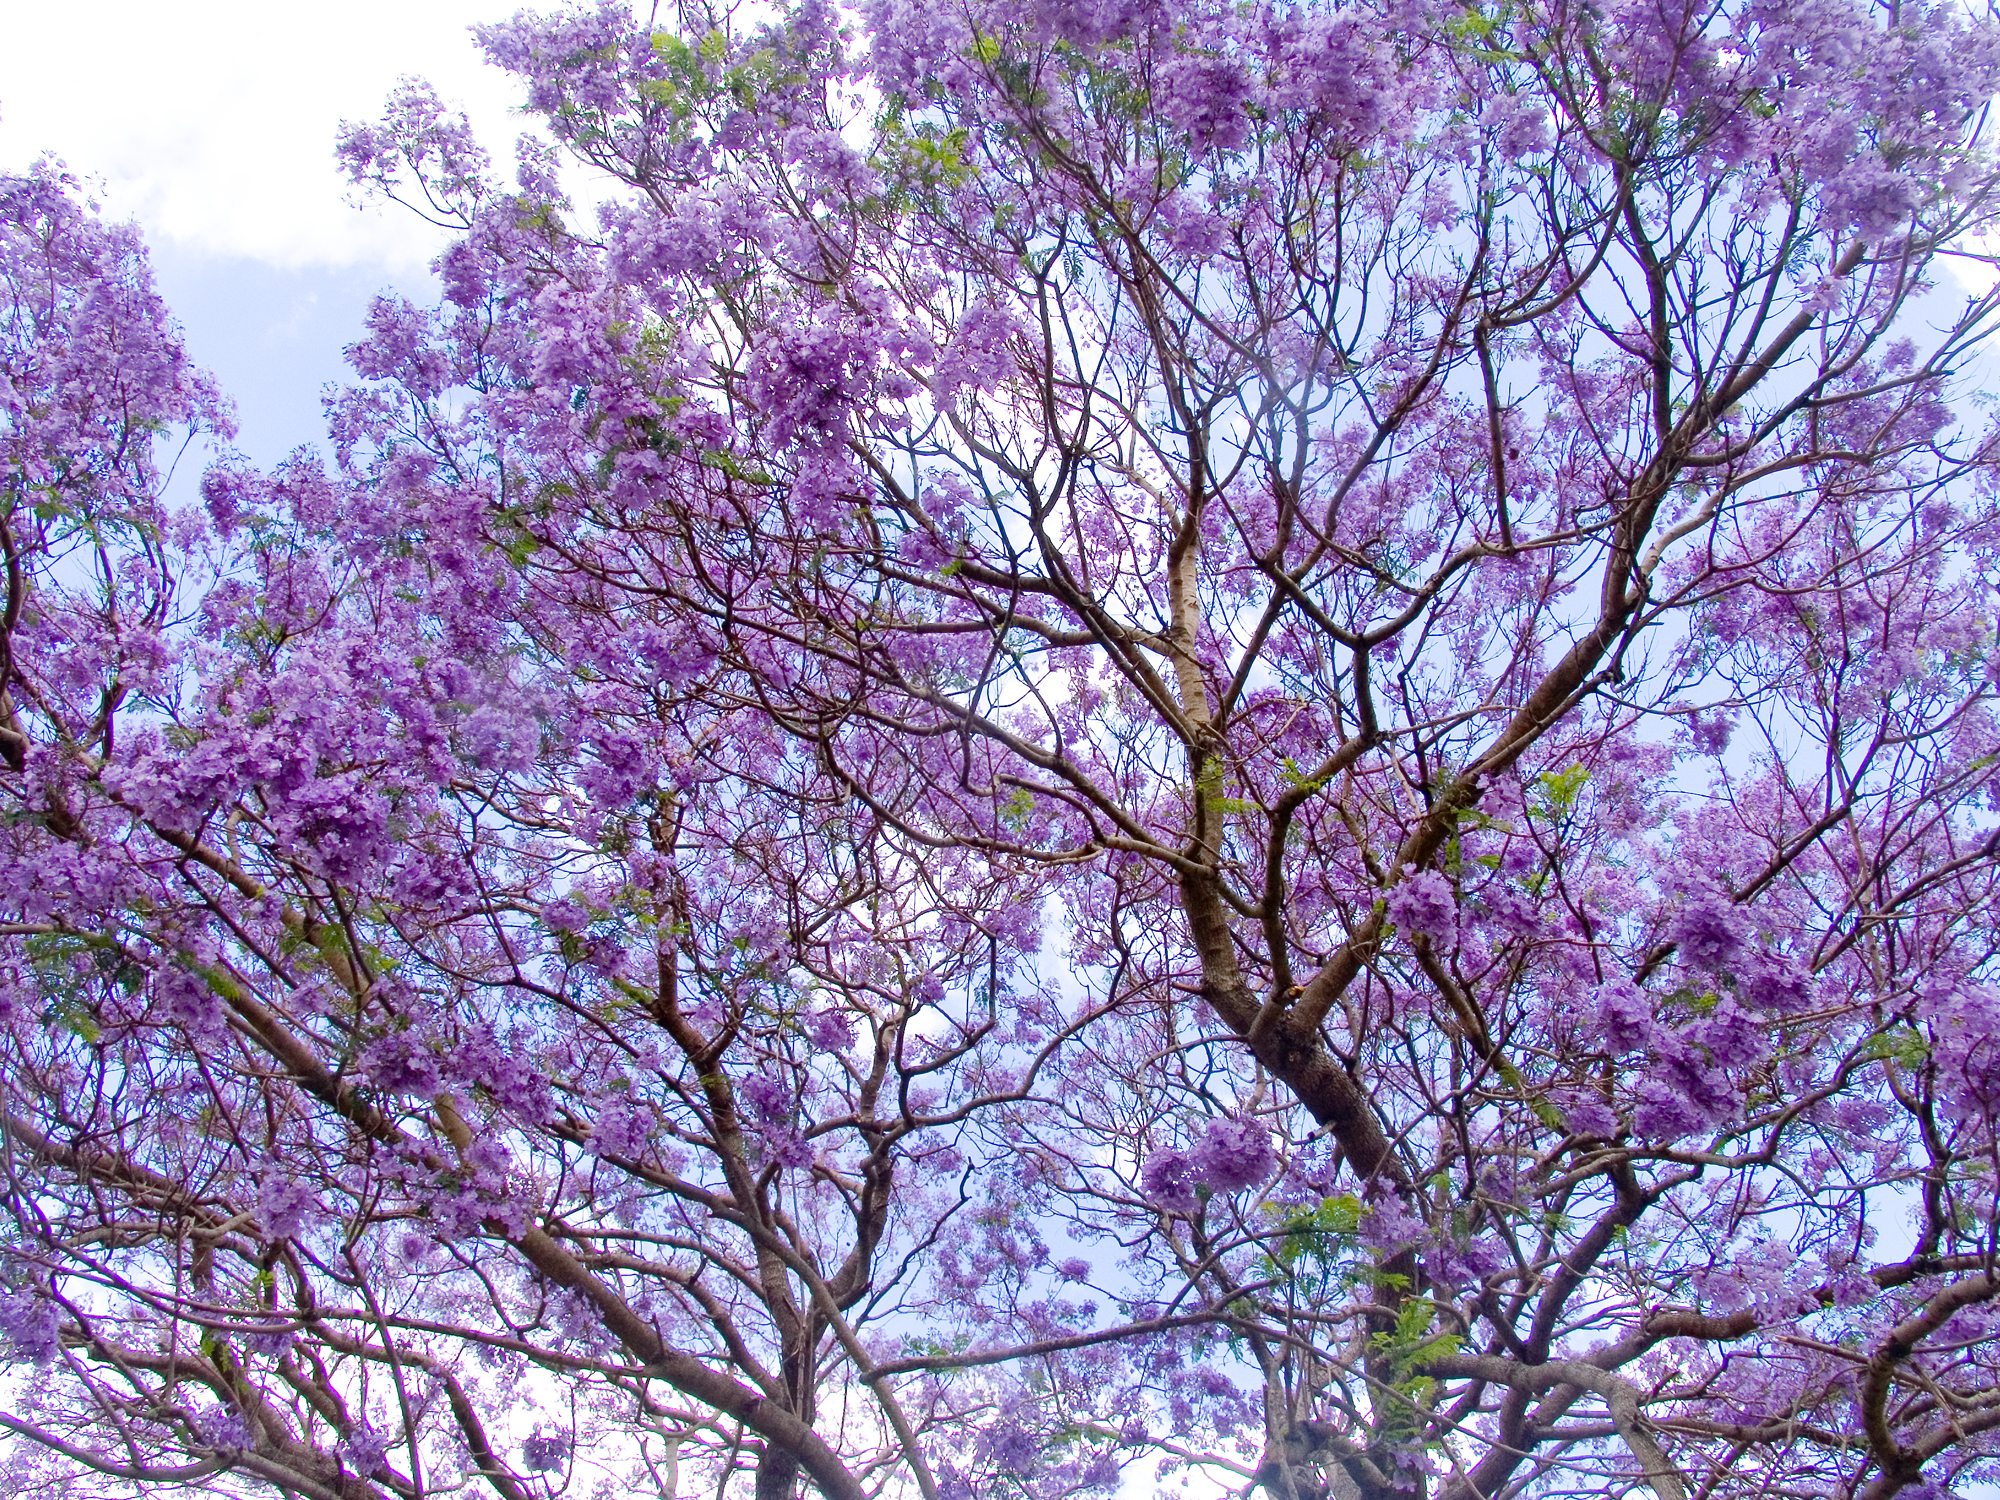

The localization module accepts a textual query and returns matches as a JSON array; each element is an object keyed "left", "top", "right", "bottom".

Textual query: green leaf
[
  {"left": 43, "top": 995, "right": 100, "bottom": 1044},
  {"left": 1530, "top": 764, "right": 1589, "bottom": 817}
]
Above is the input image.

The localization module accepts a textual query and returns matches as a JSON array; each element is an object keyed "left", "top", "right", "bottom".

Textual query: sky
[
  {"left": 8, "top": 0, "right": 1996, "bottom": 471},
  {"left": 0, "top": 0, "right": 536, "bottom": 469}
]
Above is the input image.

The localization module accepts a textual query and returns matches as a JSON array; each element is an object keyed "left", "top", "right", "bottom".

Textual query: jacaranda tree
[{"left": 8, "top": 0, "right": 2000, "bottom": 1495}]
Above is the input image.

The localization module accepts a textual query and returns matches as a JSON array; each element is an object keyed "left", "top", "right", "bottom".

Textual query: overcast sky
[
  {"left": 0, "top": 0, "right": 530, "bottom": 268},
  {"left": 0, "top": 0, "right": 533, "bottom": 466},
  {"left": 6, "top": 1, "right": 1995, "bottom": 474}
]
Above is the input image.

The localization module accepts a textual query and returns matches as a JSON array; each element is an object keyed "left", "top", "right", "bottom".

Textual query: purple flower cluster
[
  {"left": 589, "top": 1094, "right": 654, "bottom": 1159},
  {"left": 338, "top": 1424, "right": 394, "bottom": 1475},
  {"left": 0, "top": 1287, "right": 60, "bottom": 1363},
  {"left": 1141, "top": 1117, "right": 1277, "bottom": 1213},
  {"left": 1386, "top": 867, "right": 1457, "bottom": 945},
  {"left": 522, "top": 1429, "right": 571, "bottom": 1473},
  {"left": 802, "top": 1004, "right": 858, "bottom": 1051},
  {"left": 1921, "top": 982, "right": 2000, "bottom": 1121},
  {"left": 1668, "top": 888, "right": 1750, "bottom": 971},
  {"left": 196, "top": 1406, "right": 253, "bottom": 1451},
  {"left": 255, "top": 1176, "right": 319, "bottom": 1241},
  {"left": 736, "top": 1071, "right": 811, "bottom": 1168}
]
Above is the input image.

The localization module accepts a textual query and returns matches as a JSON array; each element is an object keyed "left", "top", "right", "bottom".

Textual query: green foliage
[
  {"left": 900, "top": 1330, "right": 975, "bottom": 1373},
  {"left": 1263, "top": 1193, "right": 1367, "bottom": 1305},
  {"left": 1367, "top": 1298, "right": 1461, "bottom": 1450},
  {"left": 873, "top": 114, "right": 978, "bottom": 202},
  {"left": 41, "top": 993, "right": 100, "bottom": 1045},
  {"left": 999, "top": 786, "right": 1037, "bottom": 831},
  {"left": 1274, "top": 1192, "right": 1364, "bottom": 1266},
  {"left": 24, "top": 931, "right": 143, "bottom": 1041},
  {"left": 1278, "top": 757, "right": 1328, "bottom": 794},
  {"left": 1529, "top": 764, "right": 1589, "bottom": 819},
  {"left": 1861, "top": 1024, "right": 1930, "bottom": 1068},
  {"left": 1191, "top": 758, "right": 1260, "bottom": 816}
]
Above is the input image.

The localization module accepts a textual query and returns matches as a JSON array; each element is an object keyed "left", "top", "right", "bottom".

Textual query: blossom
[
  {"left": 802, "top": 1005, "right": 858, "bottom": 1051},
  {"left": 1197, "top": 1117, "right": 1278, "bottom": 1194},
  {"left": 590, "top": 1095, "right": 654, "bottom": 1158},
  {"left": 1669, "top": 889, "right": 1750, "bottom": 971},
  {"left": 522, "top": 1430, "right": 571, "bottom": 1473},
  {"left": 196, "top": 1406, "right": 253, "bottom": 1451},
  {"left": 339, "top": 1425, "right": 394, "bottom": 1475},
  {"left": 1141, "top": 1116, "right": 1277, "bottom": 1211},
  {"left": 1592, "top": 979, "right": 1657, "bottom": 1054},
  {"left": 8, "top": 4, "right": 2000, "bottom": 1492},
  {"left": 1387, "top": 868, "right": 1456, "bottom": 944},
  {"left": 0, "top": 1288, "right": 60, "bottom": 1363},
  {"left": 255, "top": 1176, "right": 319, "bottom": 1240}
]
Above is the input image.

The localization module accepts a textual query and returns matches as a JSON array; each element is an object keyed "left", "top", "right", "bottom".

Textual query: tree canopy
[{"left": 8, "top": 0, "right": 2000, "bottom": 1497}]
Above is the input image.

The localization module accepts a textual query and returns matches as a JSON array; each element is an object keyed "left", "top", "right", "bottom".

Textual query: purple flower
[
  {"left": 1193, "top": 1117, "right": 1277, "bottom": 1195},
  {"left": 1483, "top": 92, "right": 1551, "bottom": 158},
  {"left": 1919, "top": 983, "right": 2000, "bottom": 1120},
  {"left": 1686, "top": 705, "right": 1736, "bottom": 756},
  {"left": 769, "top": 1132, "right": 813, "bottom": 1169},
  {"left": 1689, "top": 999, "right": 1768, "bottom": 1070},
  {"left": 1078, "top": 1448, "right": 1122, "bottom": 1489},
  {"left": 589, "top": 1095, "right": 654, "bottom": 1158},
  {"left": 245, "top": 1325, "right": 295, "bottom": 1357},
  {"left": 1669, "top": 890, "right": 1749, "bottom": 971},
  {"left": 735, "top": 1073, "right": 810, "bottom": 1167},
  {"left": 1478, "top": 883, "right": 1541, "bottom": 936},
  {"left": 197, "top": 1405, "right": 253, "bottom": 1451},
  {"left": 0, "top": 1287, "right": 60, "bottom": 1363},
  {"left": 396, "top": 1233, "right": 437, "bottom": 1268},
  {"left": 156, "top": 967, "right": 227, "bottom": 1042},
  {"left": 1157, "top": 55, "right": 1254, "bottom": 152},
  {"left": 361, "top": 1030, "right": 444, "bottom": 1098},
  {"left": 632, "top": 622, "right": 717, "bottom": 692},
  {"left": 744, "top": 309, "right": 879, "bottom": 450},
  {"left": 1737, "top": 953, "right": 1813, "bottom": 1012},
  {"left": 460, "top": 703, "right": 537, "bottom": 774},
  {"left": 200, "top": 465, "right": 256, "bottom": 539},
  {"left": 1141, "top": 1116, "right": 1276, "bottom": 1211},
  {"left": 1592, "top": 980, "right": 1656, "bottom": 1054},
  {"left": 1631, "top": 1078, "right": 1713, "bottom": 1142},
  {"left": 1139, "top": 1145, "right": 1202, "bottom": 1214},
  {"left": 802, "top": 1005, "right": 858, "bottom": 1051},
  {"left": 1360, "top": 1192, "right": 1426, "bottom": 1253},
  {"left": 522, "top": 1429, "right": 570, "bottom": 1473},
  {"left": 1562, "top": 1094, "right": 1623, "bottom": 1138},
  {"left": 453, "top": 1028, "right": 554, "bottom": 1124},
  {"left": 339, "top": 1424, "right": 394, "bottom": 1475},
  {"left": 542, "top": 898, "right": 589, "bottom": 933},
  {"left": 980, "top": 1408, "right": 1043, "bottom": 1476},
  {"left": 737, "top": 1073, "right": 793, "bottom": 1125},
  {"left": 579, "top": 728, "right": 656, "bottom": 808},
  {"left": 931, "top": 303, "right": 1016, "bottom": 401},
  {"left": 1387, "top": 868, "right": 1456, "bottom": 944},
  {"left": 255, "top": 1176, "right": 318, "bottom": 1240}
]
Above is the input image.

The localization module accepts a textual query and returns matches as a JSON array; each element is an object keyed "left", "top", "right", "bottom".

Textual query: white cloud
[{"left": 0, "top": 0, "right": 531, "bottom": 272}]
